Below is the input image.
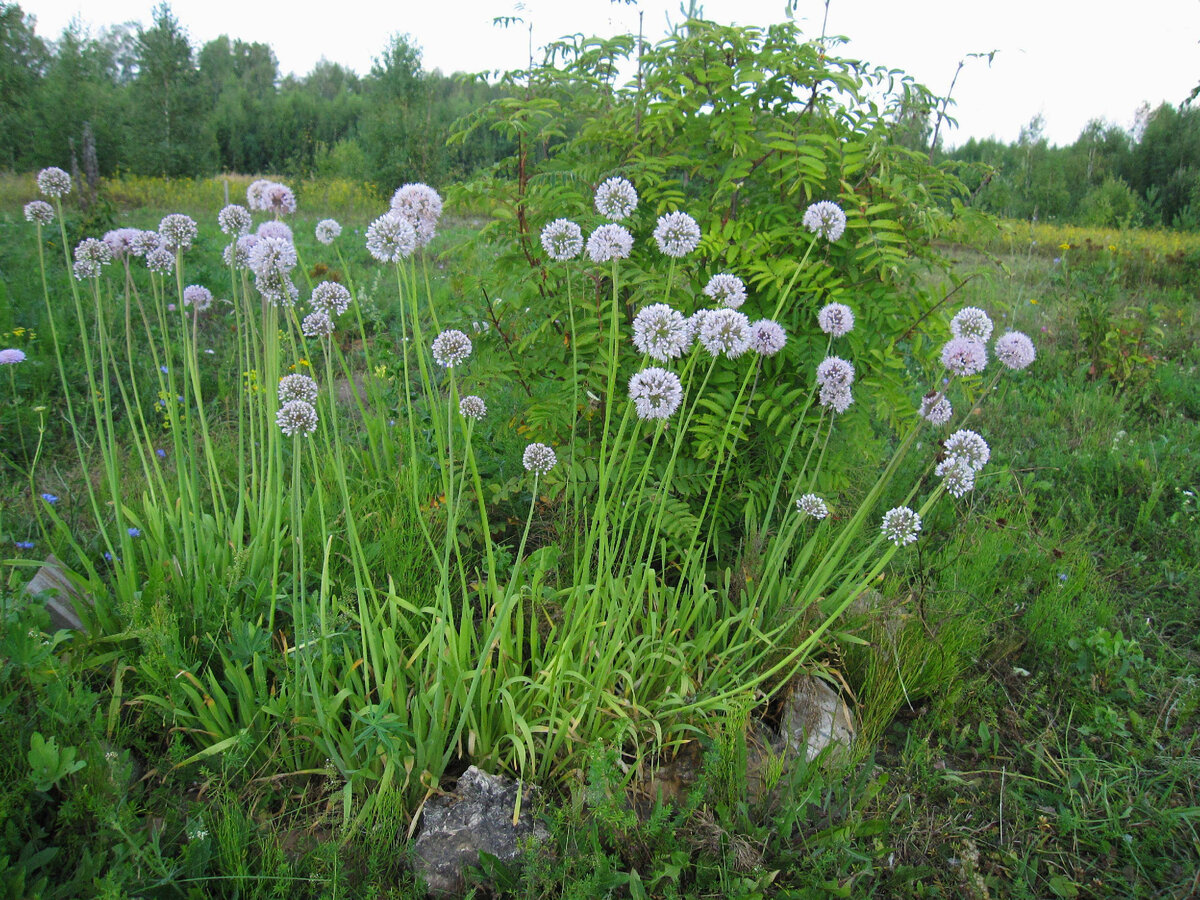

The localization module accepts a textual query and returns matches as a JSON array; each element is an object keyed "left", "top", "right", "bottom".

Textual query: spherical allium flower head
[
  {"left": 594, "top": 176, "right": 637, "bottom": 221},
  {"left": 223, "top": 235, "right": 256, "bottom": 269},
  {"left": 944, "top": 429, "right": 990, "bottom": 471},
  {"left": 390, "top": 183, "right": 443, "bottom": 247},
  {"left": 940, "top": 336, "right": 988, "bottom": 376},
  {"left": 278, "top": 373, "right": 319, "bottom": 404},
  {"left": 24, "top": 200, "right": 54, "bottom": 225},
  {"left": 37, "top": 166, "right": 71, "bottom": 198},
  {"left": 628, "top": 366, "right": 684, "bottom": 420},
  {"left": 315, "top": 218, "right": 342, "bottom": 245},
  {"left": 302, "top": 310, "right": 335, "bottom": 338},
  {"left": 218, "top": 204, "right": 251, "bottom": 236},
  {"left": 131, "top": 230, "right": 161, "bottom": 258},
  {"left": 540, "top": 218, "right": 583, "bottom": 261},
  {"left": 522, "top": 442, "right": 557, "bottom": 475},
  {"left": 431, "top": 329, "right": 472, "bottom": 367},
  {"left": 819, "top": 383, "right": 853, "bottom": 414},
  {"left": 994, "top": 331, "right": 1036, "bottom": 370},
  {"left": 653, "top": 211, "right": 701, "bottom": 258},
  {"left": 749, "top": 319, "right": 787, "bottom": 356},
  {"left": 797, "top": 493, "right": 830, "bottom": 519},
  {"left": 263, "top": 182, "right": 296, "bottom": 215},
  {"left": 73, "top": 237, "right": 112, "bottom": 279},
  {"left": 586, "top": 223, "right": 634, "bottom": 263},
  {"left": 277, "top": 399, "right": 318, "bottom": 437},
  {"left": 815, "top": 356, "right": 855, "bottom": 390},
  {"left": 102, "top": 228, "right": 139, "bottom": 259},
  {"left": 919, "top": 391, "right": 953, "bottom": 426},
  {"left": 950, "top": 306, "right": 994, "bottom": 343},
  {"left": 145, "top": 246, "right": 175, "bottom": 274},
  {"left": 703, "top": 273, "right": 747, "bottom": 309},
  {"left": 698, "top": 308, "right": 752, "bottom": 358},
  {"left": 256, "top": 220, "right": 293, "bottom": 243},
  {"left": 249, "top": 237, "right": 299, "bottom": 307},
  {"left": 182, "top": 284, "right": 213, "bottom": 312},
  {"left": 311, "top": 281, "right": 351, "bottom": 316},
  {"left": 246, "top": 179, "right": 271, "bottom": 210},
  {"left": 632, "top": 303, "right": 691, "bottom": 362},
  {"left": 158, "top": 214, "right": 198, "bottom": 252},
  {"left": 803, "top": 200, "right": 846, "bottom": 241},
  {"left": 366, "top": 212, "right": 416, "bottom": 262},
  {"left": 881, "top": 506, "right": 921, "bottom": 546},
  {"left": 0, "top": 348, "right": 26, "bottom": 364},
  {"left": 459, "top": 395, "right": 487, "bottom": 421},
  {"left": 818, "top": 302, "right": 855, "bottom": 337},
  {"left": 936, "top": 456, "right": 977, "bottom": 498}
]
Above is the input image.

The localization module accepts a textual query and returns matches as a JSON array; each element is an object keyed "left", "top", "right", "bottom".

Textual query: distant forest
[{"left": 3, "top": 1, "right": 1199, "bottom": 228}]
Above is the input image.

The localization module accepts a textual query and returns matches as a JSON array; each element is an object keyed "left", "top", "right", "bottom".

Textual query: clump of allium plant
[
  {"left": 803, "top": 200, "right": 847, "bottom": 241},
  {"left": 540, "top": 219, "right": 583, "bottom": 261},
  {"left": 594, "top": 176, "right": 638, "bottom": 221},
  {"left": 703, "top": 273, "right": 747, "bottom": 309}
]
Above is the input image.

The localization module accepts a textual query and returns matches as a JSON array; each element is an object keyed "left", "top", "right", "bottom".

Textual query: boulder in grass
[
  {"left": 779, "top": 674, "right": 857, "bottom": 764},
  {"left": 22, "top": 555, "right": 94, "bottom": 633}
]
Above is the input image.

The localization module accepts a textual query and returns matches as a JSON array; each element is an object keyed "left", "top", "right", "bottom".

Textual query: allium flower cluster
[
  {"left": 102, "top": 228, "right": 140, "bottom": 259},
  {"left": 263, "top": 182, "right": 296, "bottom": 215},
  {"left": 944, "top": 429, "right": 990, "bottom": 471},
  {"left": 73, "top": 238, "right": 112, "bottom": 279},
  {"left": 995, "top": 331, "right": 1036, "bottom": 370},
  {"left": 818, "top": 302, "right": 855, "bottom": 337},
  {"left": 0, "top": 348, "right": 26, "bottom": 364},
  {"left": 940, "top": 336, "right": 988, "bottom": 376},
  {"left": 628, "top": 367, "right": 683, "bottom": 420},
  {"left": 311, "top": 281, "right": 351, "bottom": 316},
  {"left": 246, "top": 179, "right": 272, "bottom": 209},
  {"left": 881, "top": 506, "right": 921, "bottom": 546},
  {"left": 218, "top": 204, "right": 251, "bottom": 236},
  {"left": 803, "top": 200, "right": 847, "bottom": 241},
  {"left": 653, "top": 211, "right": 701, "bottom": 258},
  {"left": 278, "top": 374, "right": 318, "bottom": 404},
  {"left": 182, "top": 285, "right": 213, "bottom": 312},
  {"left": 24, "top": 200, "right": 54, "bottom": 225},
  {"left": 366, "top": 212, "right": 416, "bottom": 263},
  {"left": 224, "top": 234, "right": 258, "bottom": 269},
  {"left": 390, "top": 183, "right": 443, "bottom": 247},
  {"left": 797, "top": 493, "right": 830, "bottom": 519},
  {"left": 302, "top": 310, "right": 334, "bottom": 338},
  {"left": 816, "top": 356, "right": 855, "bottom": 414},
  {"left": 594, "top": 177, "right": 638, "bottom": 221},
  {"left": 315, "top": 218, "right": 342, "bottom": 245},
  {"left": 694, "top": 308, "right": 749, "bottom": 358},
  {"left": 257, "top": 220, "right": 293, "bottom": 243},
  {"left": 950, "top": 307, "right": 994, "bottom": 343},
  {"left": 703, "top": 273, "right": 747, "bottom": 309},
  {"left": 248, "top": 237, "right": 299, "bottom": 307},
  {"left": 459, "top": 395, "right": 487, "bottom": 420},
  {"left": 748, "top": 319, "right": 786, "bottom": 356},
  {"left": 586, "top": 224, "right": 633, "bottom": 263},
  {"left": 37, "top": 167, "right": 72, "bottom": 198},
  {"left": 632, "top": 303, "right": 691, "bottom": 362},
  {"left": 936, "top": 456, "right": 976, "bottom": 498},
  {"left": 277, "top": 399, "right": 318, "bottom": 437},
  {"left": 919, "top": 392, "right": 953, "bottom": 426},
  {"left": 146, "top": 246, "right": 175, "bottom": 274},
  {"left": 131, "top": 230, "right": 161, "bottom": 257},
  {"left": 540, "top": 219, "right": 583, "bottom": 261},
  {"left": 158, "top": 214, "right": 198, "bottom": 252},
  {"left": 431, "top": 329, "right": 472, "bottom": 367},
  {"left": 522, "top": 442, "right": 557, "bottom": 475}
]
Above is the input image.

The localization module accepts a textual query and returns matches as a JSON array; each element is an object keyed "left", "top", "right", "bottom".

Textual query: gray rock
[
  {"left": 412, "top": 766, "right": 549, "bottom": 897},
  {"left": 779, "top": 674, "right": 857, "bottom": 763},
  {"left": 22, "top": 555, "right": 93, "bottom": 633}
]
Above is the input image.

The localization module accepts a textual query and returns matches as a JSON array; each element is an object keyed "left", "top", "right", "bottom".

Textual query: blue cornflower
[
  {"left": 127, "top": 527, "right": 141, "bottom": 538},
  {"left": 160, "top": 365, "right": 168, "bottom": 374},
  {"left": 14, "top": 540, "right": 35, "bottom": 550},
  {"left": 156, "top": 449, "right": 167, "bottom": 459},
  {"left": 40, "top": 493, "right": 59, "bottom": 504}
]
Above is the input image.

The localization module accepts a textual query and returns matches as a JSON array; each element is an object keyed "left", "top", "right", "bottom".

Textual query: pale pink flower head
[
  {"left": 257, "top": 220, "right": 293, "bottom": 243},
  {"left": 102, "top": 228, "right": 140, "bottom": 260},
  {"left": 158, "top": 214, "right": 198, "bottom": 252},
  {"left": 73, "top": 237, "right": 112, "bottom": 279},
  {"left": 797, "top": 493, "right": 829, "bottom": 519},
  {"left": 918, "top": 392, "right": 952, "bottom": 426},
  {"left": 37, "top": 167, "right": 71, "bottom": 198},
  {"left": 697, "top": 308, "right": 751, "bottom": 359},
  {"left": 803, "top": 200, "right": 846, "bottom": 241},
  {"left": 277, "top": 399, "right": 318, "bottom": 436},
  {"left": 540, "top": 219, "right": 583, "bottom": 261},
  {"left": 0, "top": 348, "right": 26, "bottom": 365},
  {"left": 936, "top": 456, "right": 976, "bottom": 498},
  {"left": 703, "top": 273, "right": 746, "bottom": 309},
  {"left": 182, "top": 285, "right": 213, "bottom": 312},
  {"left": 950, "top": 306, "right": 994, "bottom": 343},
  {"left": 881, "top": 506, "right": 921, "bottom": 546},
  {"left": 366, "top": 212, "right": 416, "bottom": 262},
  {"left": 818, "top": 302, "right": 854, "bottom": 337},
  {"left": 311, "top": 281, "right": 351, "bottom": 316},
  {"left": 940, "top": 336, "right": 987, "bottom": 376},
  {"left": 459, "top": 395, "right": 487, "bottom": 421},
  {"left": 628, "top": 367, "right": 683, "bottom": 420},
  {"left": 431, "top": 329, "right": 472, "bottom": 367},
  {"left": 390, "top": 183, "right": 443, "bottom": 247},
  {"left": 263, "top": 182, "right": 296, "bottom": 216},
  {"left": 594, "top": 176, "right": 638, "bottom": 221},
  {"left": 748, "top": 319, "right": 786, "bottom": 356},
  {"left": 944, "top": 429, "right": 990, "bottom": 471},
  {"left": 653, "top": 211, "right": 701, "bottom": 258},
  {"left": 995, "top": 331, "right": 1036, "bottom": 370},
  {"left": 278, "top": 374, "right": 318, "bottom": 404},
  {"left": 302, "top": 310, "right": 334, "bottom": 338},
  {"left": 632, "top": 303, "right": 691, "bottom": 362},
  {"left": 315, "top": 219, "right": 342, "bottom": 245},
  {"left": 586, "top": 224, "right": 633, "bottom": 263},
  {"left": 218, "top": 204, "right": 251, "bottom": 236},
  {"left": 24, "top": 200, "right": 54, "bottom": 225},
  {"left": 522, "top": 442, "right": 557, "bottom": 475}
]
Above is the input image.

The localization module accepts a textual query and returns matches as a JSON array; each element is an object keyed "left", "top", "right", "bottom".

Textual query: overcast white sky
[{"left": 21, "top": 0, "right": 1200, "bottom": 148}]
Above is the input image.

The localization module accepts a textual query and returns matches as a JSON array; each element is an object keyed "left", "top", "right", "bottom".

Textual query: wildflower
[
  {"left": 632, "top": 303, "right": 691, "bottom": 362},
  {"left": 628, "top": 366, "right": 683, "bottom": 420},
  {"left": 182, "top": 285, "right": 213, "bottom": 312},
  {"left": 431, "top": 329, "right": 472, "bottom": 367},
  {"left": 103, "top": 228, "right": 140, "bottom": 259},
  {"left": 540, "top": 219, "right": 583, "bottom": 261},
  {"left": 994, "top": 331, "right": 1036, "bottom": 370},
  {"left": 131, "top": 230, "right": 161, "bottom": 258},
  {"left": 703, "top": 273, "right": 746, "bottom": 309},
  {"left": 278, "top": 374, "right": 318, "bottom": 404},
  {"left": 146, "top": 247, "right": 175, "bottom": 274},
  {"left": 249, "top": 237, "right": 300, "bottom": 307},
  {"left": 277, "top": 399, "right": 318, "bottom": 436},
  {"left": 223, "top": 234, "right": 257, "bottom": 270},
  {"left": 818, "top": 302, "right": 855, "bottom": 337},
  {"left": 390, "top": 183, "right": 442, "bottom": 247},
  {"left": 73, "top": 238, "right": 113, "bottom": 279},
  {"left": 14, "top": 540, "right": 35, "bottom": 550},
  {"left": 697, "top": 308, "right": 752, "bottom": 358},
  {"left": 594, "top": 176, "right": 637, "bottom": 221},
  {"left": 522, "top": 442, "right": 557, "bottom": 475},
  {"left": 0, "top": 348, "right": 26, "bottom": 364},
  {"left": 881, "top": 506, "right": 921, "bottom": 546},
  {"left": 748, "top": 319, "right": 786, "bottom": 356},
  {"left": 803, "top": 200, "right": 846, "bottom": 241},
  {"left": 944, "top": 429, "right": 990, "bottom": 471},
  {"left": 950, "top": 307, "right": 994, "bottom": 343},
  {"left": 311, "top": 282, "right": 351, "bottom": 316},
  {"left": 302, "top": 310, "right": 334, "bottom": 338},
  {"left": 218, "top": 204, "right": 251, "bottom": 236},
  {"left": 936, "top": 456, "right": 976, "bottom": 498},
  {"left": 156, "top": 448, "right": 167, "bottom": 459},
  {"left": 24, "top": 200, "right": 54, "bottom": 225},
  {"left": 815, "top": 356, "right": 854, "bottom": 390},
  {"left": 263, "top": 182, "right": 296, "bottom": 215},
  {"left": 246, "top": 179, "right": 272, "bottom": 210},
  {"left": 40, "top": 493, "right": 59, "bottom": 504},
  {"left": 919, "top": 392, "right": 953, "bottom": 426},
  {"left": 653, "top": 211, "right": 701, "bottom": 257},
  {"left": 459, "top": 395, "right": 487, "bottom": 420},
  {"left": 365, "top": 212, "right": 416, "bottom": 263},
  {"left": 158, "top": 214, "right": 198, "bottom": 252},
  {"left": 315, "top": 218, "right": 342, "bottom": 245},
  {"left": 127, "top": 527, "right": 141, "bottom": 538},
  {"left": 940, "top": 336, "right": 988, "bottom": 376},
  {"left": 586, "top": 224, "right": 633, "bottom": 263},
  {"left": 797, "top": 493, "right": 830, "bottom": 519},
  {"left": 36, "top": 166, "right": 71, "bottom": 198},
  {"left": 819, "top": 384, "right": 853, "bottom": 414},
  {"left": 257, "top": 220, "right": 293, "bottom": 243}
]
